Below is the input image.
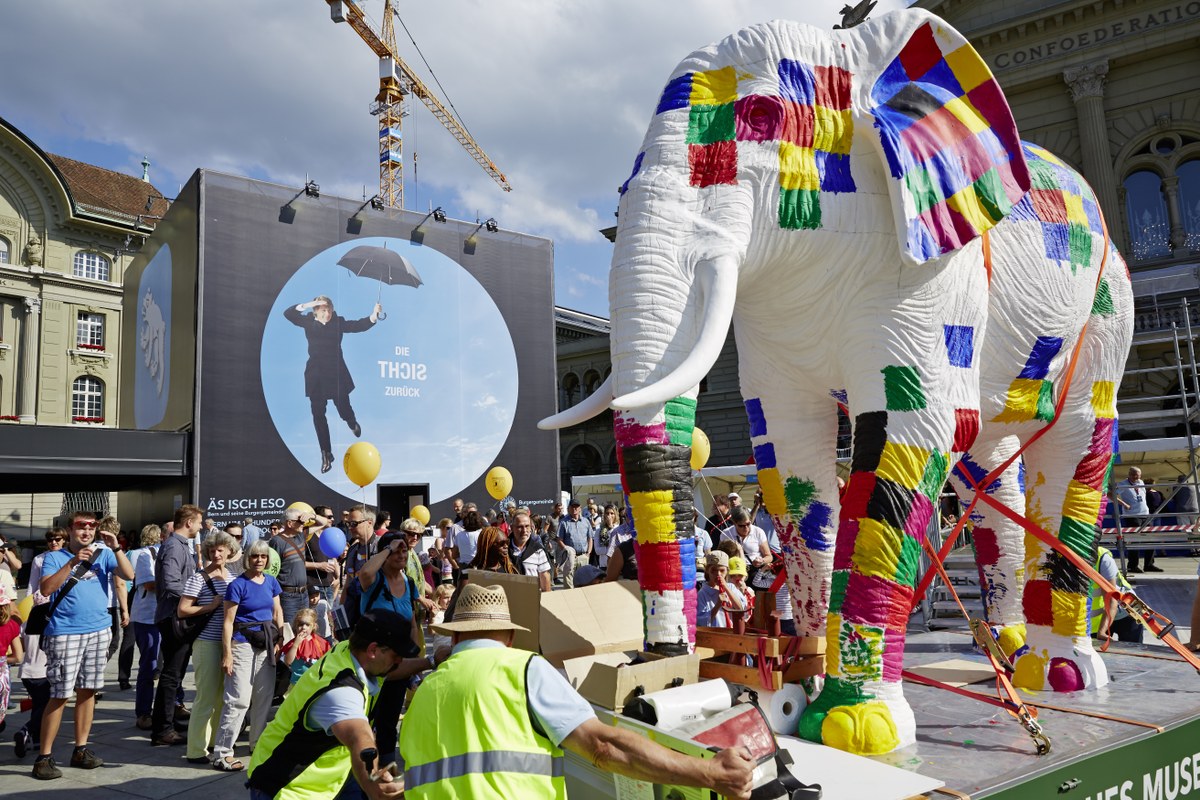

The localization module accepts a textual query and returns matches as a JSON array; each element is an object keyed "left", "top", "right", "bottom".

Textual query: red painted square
[
  {"left": 972, "top": 526, "right": 1001, "bottom": 566},
  {"left": 735, "top": 94, "right": 785, "bottom": 142},
  {"left": 779, "top": 101, "right": 815, "bottom": 148},
  {"left": 840, "top": 471, "right": 877, "bottom": 521},
  {"left": 1072, "top": 450, "right": 1110, "bottom": 490},
  {"left": 834, "top": 519, "right": 858, "bottom": 571},
  {"left": 898, "top": 23, "right": 943, "bottom": 80},
  {"left": 953, "top": 408, "right": 980, "bottom": 452},
  {"left": 1030, "top": 189, "right": 1068, "bottom": 224},
  {"left": 1022, "top": 579, "right": 1054, "bottom": 626},
  {"left": 814, "top": 65, "right": 852, "bottom": 111},
  {"left": 689, "top": 141, "right": 738, "bottom": 187}
]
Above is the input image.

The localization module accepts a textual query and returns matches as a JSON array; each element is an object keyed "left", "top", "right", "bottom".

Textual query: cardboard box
[
  {"left": 479, "top": 573, "right": 700, "bottom": 710},
  {"left": 562, "top": 650, "right": 701, "bottom": 711}
]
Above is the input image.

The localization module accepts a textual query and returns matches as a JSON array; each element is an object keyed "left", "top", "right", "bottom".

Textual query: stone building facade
[{"left": 0, "top": 116, "right": 169, "bottom": 536}]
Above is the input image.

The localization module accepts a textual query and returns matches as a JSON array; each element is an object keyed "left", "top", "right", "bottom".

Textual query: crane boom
[{"left": 327, "top": 0, "right": 512, "bottom": 209}]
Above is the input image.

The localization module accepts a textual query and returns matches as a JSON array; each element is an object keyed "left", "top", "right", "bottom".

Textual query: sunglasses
[
  {"left": 47, "top": 537, "right": 65, "bottom": 543},
  {"left": 74, "top": 521, "right": 98, "bottom": 529}
]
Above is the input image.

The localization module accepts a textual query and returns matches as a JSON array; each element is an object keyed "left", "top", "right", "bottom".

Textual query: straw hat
[{"left": 432, "top": 584, "right": 529, "bottom": 635}]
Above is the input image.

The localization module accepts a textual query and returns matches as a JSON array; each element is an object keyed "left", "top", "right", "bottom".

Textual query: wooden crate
[{"left": 695, "top": 627, "right": 825, "bottom": 689}]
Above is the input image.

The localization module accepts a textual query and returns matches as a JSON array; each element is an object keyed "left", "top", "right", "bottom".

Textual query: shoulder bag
[
  {"left": 171, "top": 571, "right": 219, "bottom": 644},
  {"left": 24, "top": 560, "right": 93, "bottom": 636}
]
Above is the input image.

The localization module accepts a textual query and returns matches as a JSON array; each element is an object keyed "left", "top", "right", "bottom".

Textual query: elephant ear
[{"left": 869, "top": 16, "right": 1030, "bottom": 265}]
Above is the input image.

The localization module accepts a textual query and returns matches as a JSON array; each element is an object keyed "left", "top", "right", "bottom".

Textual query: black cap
[
  {"left": 355, "top": 610, "right": 419, "bottom": 657},
  {"left": 378, "top": 531, "right": 404, "bottom": 551},
  {"left": 568, "top": 499, "right": 582, "bottom": 508}
]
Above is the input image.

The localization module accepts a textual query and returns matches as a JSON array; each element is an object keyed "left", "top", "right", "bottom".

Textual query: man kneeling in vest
[
  {"left": 247, "top": 609, "right": 426, "bottom": 799},
  {"left": 400, "top": 583, "right": 755, "bottom": 799}
]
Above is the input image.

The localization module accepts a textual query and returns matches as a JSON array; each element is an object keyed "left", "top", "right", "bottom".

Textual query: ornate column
[
  {"left": 1063, "top": 61, "right": 1121, "bottom": 234},
  {"left": 1161, "top": 175, "right": 1188, "bottom": 251},
  {"left": 19, "top": 296, "right": 40, "bottom": 423}
]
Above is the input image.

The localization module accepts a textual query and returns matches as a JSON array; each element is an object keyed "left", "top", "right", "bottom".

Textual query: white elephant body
[{"left": 545, "top": 9, "right": 1133, "bottom": 757}]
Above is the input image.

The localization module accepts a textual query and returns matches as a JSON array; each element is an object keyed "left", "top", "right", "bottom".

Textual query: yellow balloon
[
  {"left": 344, "top": 442, "right": 382, "bottom": 487},
  {"left": 486, "top": 466, "right": 513, "bottom": 500},
  {"left": 16, "top": 593, "right": 34, "bottom": 623},
  {"left": 411, "top": 505, "right": 431, "bottom": 526},
  {"left": 690, "top": 427, "right": 711, "bottom": 471},
  {"left": 286, "top": 501, "right": 316, "bottom": 517}
]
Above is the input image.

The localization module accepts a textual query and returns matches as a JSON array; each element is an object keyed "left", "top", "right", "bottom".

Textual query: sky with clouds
[{"left": 1, "top": 0, "right": 908, "bottom": 317}]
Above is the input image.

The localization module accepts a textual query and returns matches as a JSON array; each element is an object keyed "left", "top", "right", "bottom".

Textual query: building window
[
  {"left": 1124, "top": 169, "right": 1171, "bottom": 261},
  {"left": 76, "top": 312, "right": 105, "bottom": 350},
  {"left": 71, "top": 376, "right": 104, "bottom": 422},
  {"left": 0, "top": 237, "right": 9, "bottom": 264},
  {"left": 1180, "top": 159, "right": 1200, "bottom": 252},
  {"left": 73, "top": 251, "right": 110, "bottom": 281}
]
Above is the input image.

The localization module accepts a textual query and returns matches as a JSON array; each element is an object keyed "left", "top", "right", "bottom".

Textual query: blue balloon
[{"left": 319, "top": 528, "right": 347, "bottom": 559}]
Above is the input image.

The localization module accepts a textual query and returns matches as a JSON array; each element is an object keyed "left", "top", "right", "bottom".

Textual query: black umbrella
[{"left": 336, "top": 245, "right": 422, "bottom": 321}]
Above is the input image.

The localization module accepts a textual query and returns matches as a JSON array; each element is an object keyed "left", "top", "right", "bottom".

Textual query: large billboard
[{"left": 124, "top": 170, "right": 559, "bottom": 525}]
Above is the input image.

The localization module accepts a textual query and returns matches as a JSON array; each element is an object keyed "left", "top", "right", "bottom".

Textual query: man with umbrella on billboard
[{"left": 285, "top": 243, "right": 422, "bottom": 474}]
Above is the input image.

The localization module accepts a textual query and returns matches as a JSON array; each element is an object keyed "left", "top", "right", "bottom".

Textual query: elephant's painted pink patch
[{"left": 1048, "top": 657, "right": 1084, "bottom": 692}]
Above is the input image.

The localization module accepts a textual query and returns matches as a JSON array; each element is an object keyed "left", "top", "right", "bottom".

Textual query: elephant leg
[
  {"left": 741, "top": 384, "right": 840, "bottom": 639},
  {"left": 948, "top": 434, "right": 1030, "bottom": 659},
  {"left": 799, "top": 394, "right": 962, "bottom": 754}
]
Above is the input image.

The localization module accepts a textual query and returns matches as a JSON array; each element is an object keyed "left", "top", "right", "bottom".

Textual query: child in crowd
[
  {"left": 727, "top": 557, "right": 754, "bottom": 616},
  {"left": 0, "top": 584, "right": 23, "bottom": 733},
  {"left": 281, "top": 608, "right": 331, "bottom": 685},
  {"left": 426, "top": 584, "right": 455, "bottom": 654},
  {"left": 696, "top": 551, "right": 745, "bottom": 628},
  {"left": 307, "top": 584, "right": 332, "bottom": 642}
]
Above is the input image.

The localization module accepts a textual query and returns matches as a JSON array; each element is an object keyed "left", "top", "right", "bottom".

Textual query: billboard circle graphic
[{"left": 260, "top": 237, "right": 518, "bottom": 503}]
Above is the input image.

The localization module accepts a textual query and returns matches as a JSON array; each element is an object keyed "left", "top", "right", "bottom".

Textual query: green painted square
[
  {"left": 1067, "top": 223, "right": 1092, "bottom": 272},
  {"left": 1035, "top": 380, "right": 1055, "bottom": 422},
  {"left": 903, "top": 167, "right": 941, "bottom": 216},
  {"left": 779, "top": 188, "right": 821, "bottom": 230},
  {"left": 664, "top": 397, "right": 698, "bottom": 446},
  {"left": 1028, "top": 157, "right": 1059, "bottom": 191},
  {"left": 785, "top": 476, "right": 818, "bottom": 515},
  {"left": 882, "top": 365, "right": 926, "bottom": 412},
  {"left": 687, "top": 103, "right": 735, "bottom": 145},
  {"left": 829, "top": 569, "right": 849, "bottom": 612},
  {"left": 839, "top": 621, "right": 884, "bottom": 682},
  {"left": 1091, "top": 279, "right": 1114, "bottom": 316},
  {"left": 1059, "top": 516, "right": 1098, "bottom": 559},
  {"left": 918, "top": 451, "right": 949, "bottom": 502},
  {"left": 972, "top": 167, "right": 1011, "bottom": 222},
  {"left": 897, "top": 534, "right": 921, "bottom": 586}
]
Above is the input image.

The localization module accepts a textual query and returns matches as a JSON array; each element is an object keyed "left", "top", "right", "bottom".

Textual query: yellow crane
[{"left": 327, "top": 0, "right": 512, "bottom": 209}]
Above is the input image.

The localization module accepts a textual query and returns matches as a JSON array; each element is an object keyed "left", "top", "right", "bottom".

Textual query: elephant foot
[
  {"left": 1012, "top": 626, "right": 1107, "bottom": 692},
  {"left": 976, "top": 622, "right": 1028, "bottom": 669},
  {"left": 797, "top": 678, "right": 914, "bottom": 755}
]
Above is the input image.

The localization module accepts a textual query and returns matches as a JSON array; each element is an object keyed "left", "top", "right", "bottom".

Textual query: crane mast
[{"left": 327, "top": 0, "right": 512, "bottom": 209}]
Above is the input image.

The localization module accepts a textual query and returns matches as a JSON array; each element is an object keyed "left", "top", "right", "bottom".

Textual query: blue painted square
[
  {"left": 619, "top": 152, "right": 645, "bottom": 196},
  {"left": 943, "top": 324, "right": 974, "bottom": 368},
  {"left": 656, "top": 73, "right": 694, "bottom": 115},
  {"left": 1018, "top": 336, "right": 1064, "bottom": 380},
  {"left": 1017, "top": 460, "right": 1026, "bottom": 493},
  {"left": 818, "top": 151, "right": 855, "bottom": 193},
  {"left": 917, "top": 59, "right": 966, "bottom": 101},
  {"left": 1009, "top": 194, "right": 1038, "bottom": 222},
  {"left": 871, "top": 57, "right": 910, "bottom": 105},
  {"left": 799, "top": 502, "right": 834, "bottom": 551},
  {"left": 1041, "top": 222, "right": 1070, "bottom": 262},
  {"left": 679, "top": 536, "right": 697, "bottom": 586},
  {"left": 745, "top": 398, "right": 768, "bottom": 437},
  {"left": 1082, "top": 197, "right": 1102, "bottom": 230},
  {"left": 754, "top": 442, "right": 777, "bottom": 470},
  {"left": 778, "top": 59, "right": 815, "bottom": 105}
]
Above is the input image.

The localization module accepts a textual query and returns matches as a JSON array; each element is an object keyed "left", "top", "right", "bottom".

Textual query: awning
[{"left": 0, "top": 425, "right": 189, "bottom": 491}]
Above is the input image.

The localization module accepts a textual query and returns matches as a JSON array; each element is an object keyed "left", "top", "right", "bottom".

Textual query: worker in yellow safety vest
[
  {"left": 400, "top": 583, "right": 755, "bottom": 799},
  {"left": 1089, "top": 546, "right": 1143, "bottom": 643}
]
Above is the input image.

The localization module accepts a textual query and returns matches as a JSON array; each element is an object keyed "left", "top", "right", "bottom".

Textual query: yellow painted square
[
  {"left": 825, "top": 612, "right": 843, "bottom": 677},
  {"left": 1050, "top": 589, "right": 1088, "bottom": 637},
  {"left": 943, "top": 96, "right": 990, "bottom": 135},
  {"left": 1090, "top": 381, "right": 1115, "bottom": 419},
  {"left": 630, "top": 489, "right": 678, "bottom": 545},
  {"left": 690, "top": 66, "right": 738, "bottom": 106},
  {"left": 876, "top": 441, "right": 929, "bottom": 489},
  {"left": 779, "top": 142, "right": 819, "bottom": 191},
  {"left": 1061, "top": 480, "right": 1102, "bottom": 526},
  {"left": 850, "top": 518, "right": 903, "bottom": 582},
  {"left": 812, "top": 107, "right": 853, "bottom": 155},
  {"left": 1023, "top": 531, "right": 1048, "bottom": 565},
  {"left": 946, "top": 184, "right": 992, "bottom": 233},
  {"left": 993, "top": 378, "right": 1041, "bottom": 423},
  {"left": 1064, "top": 192, "right": 1088, "bottom": 226},
  {"left": 758, "top": 467, "right": 787, "bottom": 517},
  {"left": 943, "top": 44, "right": 993, "bottom": 92}
]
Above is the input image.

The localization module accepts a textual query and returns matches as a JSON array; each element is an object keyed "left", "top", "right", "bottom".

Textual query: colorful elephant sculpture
[{"left": 542, "top": 9, "right": 1133, "bottom": 756}]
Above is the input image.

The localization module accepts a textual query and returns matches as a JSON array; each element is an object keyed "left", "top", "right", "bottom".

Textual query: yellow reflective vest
[{"left": 401, "top": 645, "right": 566, "bottom": 799}]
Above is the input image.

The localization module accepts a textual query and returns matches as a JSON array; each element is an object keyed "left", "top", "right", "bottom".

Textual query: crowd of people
[{"left": 0, "top": 493, "right": 774, "bottom": 797}]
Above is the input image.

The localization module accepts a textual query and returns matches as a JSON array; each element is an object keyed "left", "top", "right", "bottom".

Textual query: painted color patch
[
  {"left": 779, "top": 188, "right": 822, "bottom": 230},
  {"left": 882, "top": 365, "right": 926, "bottom": 411},
  {"left": 638, "top": 541, "right": 685, "bottom": 592},
  {"left": 753, "top": 442, "right": 777, "bottom": 470},
  {"left": 994, "top": 378, "right": 1045, "bottom": 423},
  {"left": 799, "top": 501, "right": 834, "bottom": 552},
  {"left": 688, "top": 141, "right": 737, "bottom": 187},
  {"left": 664, "top": 397, "right": 697, "bottom": 445},
  {"left": 1061, "top": 480, "right": 1102, "bottom": 526},
  {"left": 867, "top": 477, "right": 916, "bottom": 530},
  {"left": 1091, "top": 280, "right": 1114, "bottom": 316},
  {"left": 838, "top": 620, "right": 885, "bottom": 683},
  {"left": 758, "top": 467, "right": 787, "bottom": 516},
  {"left": 876, "top": 441, "right": 930, "bottom": 491},
  {"left": 917, "top": 450, "right": 949, "bottom": 501},
  {"left": 745, "top": 398, "right": 767, "bottom": 437},
  {"left": 1050, "top": 589, "right": 1088, "bottom": 637},
  {"left": 1018, "top": 336, "right": 1064, "bottom": 380},
  {"left": 690, "top": 66, "right": 738, "bottom": 106},
  {"left": 851, "top": 411, "right": 888, "bottom": 474},
  {"left": 943, "top": 324, "right": 974, "bottom": 367},
  {"left": 784, "top": 476, "right": 818, "bottom": 513},
  {"left": 630, "top": 489, "right": 681, "bottom": 545},
  {"left": 952, "top": 408, "right": 980, "bottom": 452},
  {"left": 1058, "top": 516, "right": 1098, "bottom": 559},
  {"left": 619, "top": 151, "right": 645, "bottom": 196},
  {"left": 1022, "top": 579, "right": 1054, "bottom": 627},
  {"left": 851, "top": 518, "right": 904, "bottom": 582},
  {"left": 614, "top": 413, "right": 667, "bottom": 447},
  {"left": 656, "top": 73, "right": 694, "bottom": 115},
  {"left": 1090, "top": 381, "right": 1115, "bottom": 419}
]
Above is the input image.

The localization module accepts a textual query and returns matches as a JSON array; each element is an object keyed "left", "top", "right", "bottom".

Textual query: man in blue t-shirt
[{"left": 33, "top": 510, "right": 134, "bottom": 781}]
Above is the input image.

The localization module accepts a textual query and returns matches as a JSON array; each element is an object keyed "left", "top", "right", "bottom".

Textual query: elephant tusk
[
  {"left": 538, "top": 375, "right": 615, "bottom": 430},
  {"left": 611, "top": 256, "right": 737, "bottom": 411}
]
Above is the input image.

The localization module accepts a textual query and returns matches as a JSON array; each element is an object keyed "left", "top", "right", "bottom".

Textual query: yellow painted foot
[{"left": 820, "top": 701, "right": 899, "bottom": 756}]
